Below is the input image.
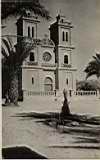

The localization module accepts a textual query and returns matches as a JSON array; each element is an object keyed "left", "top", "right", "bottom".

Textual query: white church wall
[
  {"left": 39, "top": 70, "right": 55, "bottom": 91},
  {"left": 23, "top": 47, "right": 38, "bottom": 65},
  {"left": 2, "top": 13, "right": 77, "bottom": 94},
  {"left": 59, "top": 27, "right": 70, "bottom": 46},
  {"left": 22, "top": 68, "right": 40, "bottom": 91},
  {"left": 58, "top": 47, "right": 71, "bottom": 67},
  {"left": 23, "top": 20, "right": 37, "bottom": 38},
  {"left": 72, "top": 71, "right": 77, "bottom": 90},
  {"left": 58, "top": 70, "right": 75, "bottom": 91},
  {"left": 22, "top": 68, "right": 55, "bottom": 92},
  {"left": 38, "top": 46, "right": 55, "bottom": 66}
]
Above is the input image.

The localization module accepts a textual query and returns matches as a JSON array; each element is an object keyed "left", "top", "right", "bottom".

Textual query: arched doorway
[{"left": 44, "top": 77, "right": 53, "bottom": 91}]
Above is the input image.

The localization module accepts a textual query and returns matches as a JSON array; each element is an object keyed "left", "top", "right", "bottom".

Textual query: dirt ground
[{"left": 2, "top": 95, "right": 100, "bottom": 159}]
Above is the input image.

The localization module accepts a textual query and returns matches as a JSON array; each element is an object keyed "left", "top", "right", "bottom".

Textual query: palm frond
[
  {"left": 85, "top": 60, "right": 96, "bottom": 72},
  {"left": 87, "top": 69, "right": 98, "bottom": 76},
  {"left": 1, "top": 0, "right": 51, "bottom": 20},
  {"left": 2, "top": 35, "right": 34, "bottom": 66},
  {"left": 2, "top": 36, "right": 17, "bottom": 66},
  {"left": 85, "top": 67, "right": 99, "bottom": 79},
  {"left": 85, "top": 54, "right": 100, "bottom": 79},
  {"left": 6, "top": 35, "right": 14, "bottom": 51},
  {"left": 1, "top": 46, "right": 8, "bottom": 59},
  {"left": 96, "top": 53, "right": 100, "bottom": 60},
  {"left": 93, "top": 55, "right": 100, "bottom": 64},
  {"left": 2, "top": 38, "right": 11, "bottom": 55},
  {"left": 18, "top": 38, "right": 34, "bottom": 63}
]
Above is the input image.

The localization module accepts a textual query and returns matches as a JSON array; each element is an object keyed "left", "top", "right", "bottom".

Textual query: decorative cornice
[
  {"left": 41, "top": 45, "right": 54, "bottom": 48},
  {"left": 42, "top": 63, "right": 56, "bottom": 67},
  {"left": 58, "top": 23, "right": 73, "bottom": 29},
  {"left": 17, "top": 16, "right": 40, "bottom": 24},
  {"left": 22, "top": 65, "right": 56, "bottom": 71},
  {"left": 61, "top": 64, "right": 72, "bottom": 68},
  {"left": 59, "top": 67, "right": 77, "bottom": 71},
  {"left": 22, "top": 64, "right": 77, "bottom": 71},
  {"left": 58, "top": 45, "right": 75, "bottom": 49}
]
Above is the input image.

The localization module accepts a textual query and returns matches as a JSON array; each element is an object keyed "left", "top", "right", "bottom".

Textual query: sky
[{"left": 39, "top": 0, "right": 100, "bottom": 80}]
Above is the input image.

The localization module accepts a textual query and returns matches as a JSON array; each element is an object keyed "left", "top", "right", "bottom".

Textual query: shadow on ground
[
  {"left": 14, "top": 112, "right": 100, "bottom": 148},
  {"left": 2, "top": 146, "right": 47, "bottom": 159}
]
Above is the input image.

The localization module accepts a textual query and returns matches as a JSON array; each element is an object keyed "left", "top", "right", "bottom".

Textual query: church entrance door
[{"left": 44, "top": 77, "right": 53, "bottom": 91}]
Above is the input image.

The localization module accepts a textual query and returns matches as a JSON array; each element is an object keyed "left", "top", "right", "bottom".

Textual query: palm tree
[
  {"left": 2, "top": 36, "right": 34, "bottom": 105},
  {"left": 1, "top": 0, "right": 50, "bottom": 20},
  {"left": 84, "top": 53, "right": 100, "bottom": 79},
  {"left": 2, "top": 0, "right": 50, "bottom": 105}
]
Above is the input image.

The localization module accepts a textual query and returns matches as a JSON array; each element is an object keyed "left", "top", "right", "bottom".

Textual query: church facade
[
  {"left": 18, "top": 13, "right": 77, "bottom": 92},
  {"left": 2, "top": 12, "right": 77, "bottom": 93}
]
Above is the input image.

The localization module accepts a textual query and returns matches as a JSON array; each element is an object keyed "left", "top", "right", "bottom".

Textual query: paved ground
[{"left": 2, "top": 95, "right": 100, "bottom": 159}]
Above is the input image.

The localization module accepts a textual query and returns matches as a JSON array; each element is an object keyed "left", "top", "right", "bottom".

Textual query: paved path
[{"left": 2, "top": 96, "right": 100, "bottom": 159}]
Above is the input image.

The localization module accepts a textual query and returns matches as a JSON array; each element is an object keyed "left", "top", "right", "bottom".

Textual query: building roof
[{"left": 50, "top": 14, "right": 73, "bottom": 29}]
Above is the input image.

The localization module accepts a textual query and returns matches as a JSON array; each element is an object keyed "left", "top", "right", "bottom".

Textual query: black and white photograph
[{"left": 1, "top": 0, "right": 100, "bottom": 159}]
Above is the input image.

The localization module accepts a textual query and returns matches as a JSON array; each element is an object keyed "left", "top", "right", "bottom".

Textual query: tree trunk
[{"left": 8, "top": 70, "right": 19, "bottom": 106}]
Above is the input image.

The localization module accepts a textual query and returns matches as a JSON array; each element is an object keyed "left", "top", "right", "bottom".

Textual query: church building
[
  {"left": 17, "top": 13, "right": 77, "bottom": 92},
  {"left": 2, "top": 11, "right": 77, "bottom": 93}
]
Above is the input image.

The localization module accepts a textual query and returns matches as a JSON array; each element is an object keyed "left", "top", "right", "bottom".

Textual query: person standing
[{"left": 60, "top": 88, "right": 71, "bottom": 120}]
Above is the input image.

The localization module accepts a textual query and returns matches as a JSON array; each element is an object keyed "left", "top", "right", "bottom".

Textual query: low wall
[
  {"left": 23, "top": 90, "right": 99, "bottom": 98},
  {"left": 23, "top": 90, "right": 55, "bottom": 97},
  {"left": 74, "top": 90, "right": 99, "bottom": 96}
]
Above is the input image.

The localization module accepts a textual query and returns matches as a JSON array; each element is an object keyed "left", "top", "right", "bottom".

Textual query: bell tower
[
  {"left": 49, "top": 14, "right": 74, "bottom": 66},
  {"left": 50, "top": 14, "right": 76, "bottom": 91},
  {"left": 16, "top": 11, "right": 40, "bottom": 98},
  {"left": 17, "top": 10, "right": 40, "bottom": 41}
]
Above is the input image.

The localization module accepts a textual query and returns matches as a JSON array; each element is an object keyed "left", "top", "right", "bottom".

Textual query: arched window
[
  {"left": 64, "top": 55, "right": 68, "bottom": 64},
  {"left": 30, "top": 52, "right": 35, "bottom": 61},
  {"left": 62, "top": 31, "right": 65, "bottom": 41},
  {"left": 32, "top": 77, "right": 34, "bottom": 84},
  {"left": 28, "top": 26, "right": 30, "bottom": 37},
  {"left": 66, "top": 32, "right": 68, "bottom": 41},
  {"left": 32, "top": 27, "right": 34, "bottom": 37},
  {"left": 44, "top": 77, "right": 53, "bottom": 91}
]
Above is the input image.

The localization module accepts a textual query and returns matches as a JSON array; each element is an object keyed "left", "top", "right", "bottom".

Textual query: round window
[{"left": 43, "top": 52, "right": 52, "bottom": 62}]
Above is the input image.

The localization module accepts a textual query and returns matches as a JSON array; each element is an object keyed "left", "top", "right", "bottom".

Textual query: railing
[
  {"left": 74, "top": 90, "right": 98, "bottom": 96},
  {"left": 24, "top": 90, "right": 55, "bottom": 96},
  {"left": 23, "top": 90, "right": 99, "bottom": 97}
]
